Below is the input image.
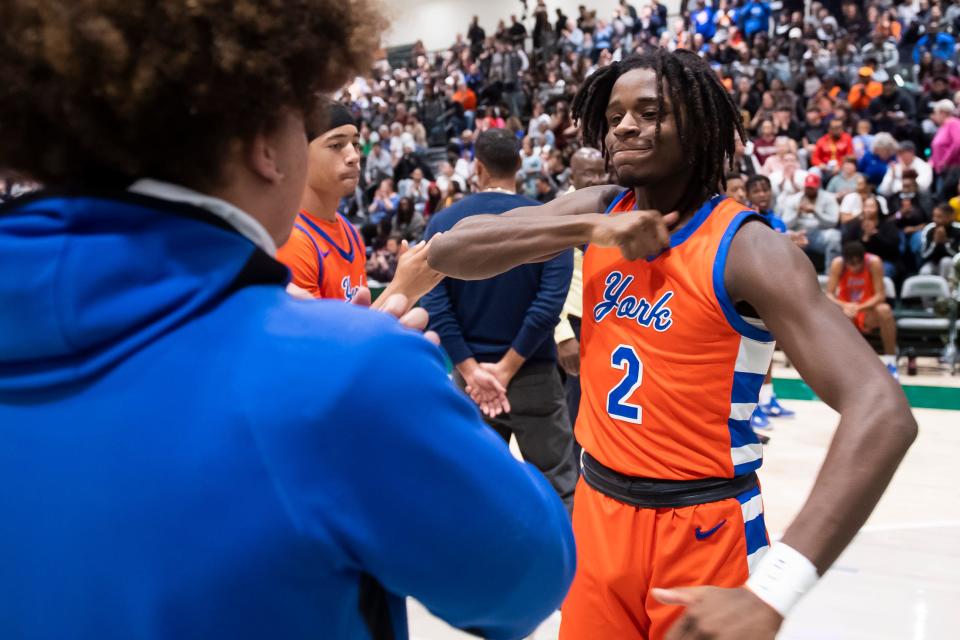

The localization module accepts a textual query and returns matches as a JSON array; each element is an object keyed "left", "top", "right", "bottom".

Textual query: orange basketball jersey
[
  {"left": 836, "top": 253, "right": 878, "bottom": 303},
  {"left": 276, "top": 211, "right": 367, "bottom": 301},
  {"left": 578, "top": 191, "right": 774, "bottom": 480}
]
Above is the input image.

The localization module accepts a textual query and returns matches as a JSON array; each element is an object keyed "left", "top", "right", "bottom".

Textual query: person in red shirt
[{"left": 812, "top": 119, "right": 854, "bottom": 172}]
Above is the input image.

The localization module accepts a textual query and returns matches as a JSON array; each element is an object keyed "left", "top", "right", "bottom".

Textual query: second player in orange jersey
[
  {"left": 429, "top": 48, "right": 916, "bottom": 640},
  {"left": 277, "top": 102, "right": 443, "bottom": 309},
  {"left": 277, "top": 103, "right": 367, "bottom": 301}
]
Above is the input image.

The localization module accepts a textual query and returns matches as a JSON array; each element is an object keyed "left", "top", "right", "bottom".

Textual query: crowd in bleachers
[
  {"left": 3, "top": 0, "right": 959, "bottom": 294},
  {"left": 322, "top": 0, "right": 960, "bottom": 293}
]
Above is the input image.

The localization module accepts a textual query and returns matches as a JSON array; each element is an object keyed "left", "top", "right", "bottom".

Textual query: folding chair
[{"left": 895, "top": 275, "right": 957, "bottom": 373}]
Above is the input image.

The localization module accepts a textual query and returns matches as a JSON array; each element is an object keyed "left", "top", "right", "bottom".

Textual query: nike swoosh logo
[{"left": 694, "top": 519, "right": 727, "bottom": 540}]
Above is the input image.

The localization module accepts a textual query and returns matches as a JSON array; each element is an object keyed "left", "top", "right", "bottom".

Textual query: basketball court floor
[{"left": 408, "top": 362, "right": 960, "bottom": 640}]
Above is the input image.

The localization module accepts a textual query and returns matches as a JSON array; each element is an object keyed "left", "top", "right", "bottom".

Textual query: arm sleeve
[
  {"left": 779, "top": 194, "right": 798, "bottom": 227},
  {"left": 512, "top": 249, "right": 574, "bottom": 358},
  {"left": 555, "top": 315, "right": 575, "bottom": 344},
  {"left": 839, "top": 193, "right": 856, "bottom": 215},
  {"left": 931, "top": 129, "right": 948, "bottom": 172},
  {"left": 811, "top": 140, "right": 826, "bottom": 166},
  {"left": 554, "top": 250, "right": 583, "bottom": 344},
  {"left": 920, "top": 224, "right": 936, "bottom": 259},
  {"left": 917, "top": 160, "right": 933, "bottom": 192},
  {"left": 275, "top": 230, "right": 322, "bottom": 298},
  {"left": 420, "top": 218, "right": 474, "bottom": 364},
  {"left": 878, "top": 166, "right": 896, "bottom": 197},
  {"left": 947, "top": 226, "right": 960, "bottom": 256},
  {"left": 297, "top": 329, "right": 576, "bottom": 640},
  {"left": 818, "top": 193, "right": 840, "bottom": 226}
]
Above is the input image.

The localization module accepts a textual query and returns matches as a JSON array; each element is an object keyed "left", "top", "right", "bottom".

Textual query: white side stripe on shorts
[
  {"left": 730, "top": 402, "right": 757, "bottom": 421},
  {"left": 731, "top": 443, "right": 763, "bottom": 466},
  {"left": 740, "top": 493, "right": 764, "bottom": 522},
  {"left": 734, "top": 336, "right": 776, "bottom": 375}
]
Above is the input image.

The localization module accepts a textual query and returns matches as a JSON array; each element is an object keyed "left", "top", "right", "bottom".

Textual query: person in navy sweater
[
  {"left": 422, "top": 129, "right": 578, "bottom": 512},
  {"left": 0, "top": 3, "right": 575, "bottom": 640}
]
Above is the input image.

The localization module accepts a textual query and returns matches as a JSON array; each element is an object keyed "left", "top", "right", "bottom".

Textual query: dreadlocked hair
[{"left": 571, "top": 48, "right": 746, "bottom": 216}]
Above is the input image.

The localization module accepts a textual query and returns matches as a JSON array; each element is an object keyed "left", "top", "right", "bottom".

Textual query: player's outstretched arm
[
  {"left": 427, "top": 185, "right": 675, "bottom": 280},
  {"left": 656, "top": 222, "right": 916, "bottom": 640}
]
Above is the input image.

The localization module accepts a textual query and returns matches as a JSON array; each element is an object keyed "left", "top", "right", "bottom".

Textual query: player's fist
[
  {"left": 590, "top": 210, "right": 678, "bottom": 261},
  {"left": 653, "top": 586, "right": 782, "bottom": 640}
]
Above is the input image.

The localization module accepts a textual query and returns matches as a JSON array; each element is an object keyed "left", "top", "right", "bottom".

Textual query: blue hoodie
[
  {"left": 738, "top": 1, "right": 770, "bottom": 38},
  {"left": 692, "top": 5, "right": 717, "bottom": 40},
  {"left": 0, "top": 189, "right": 575, "bottom": 640}
]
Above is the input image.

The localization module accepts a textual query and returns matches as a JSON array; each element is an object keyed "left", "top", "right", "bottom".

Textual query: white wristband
[{"left": 745, "top": 543, "right": 819, "bottom": 617}]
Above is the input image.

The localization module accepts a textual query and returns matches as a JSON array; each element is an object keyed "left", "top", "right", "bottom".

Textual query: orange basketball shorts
[{"left": 559, "top": 477, "right": 770, "bottom": 640}]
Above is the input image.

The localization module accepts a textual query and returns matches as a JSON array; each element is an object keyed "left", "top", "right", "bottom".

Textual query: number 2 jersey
[
  {"left": 578, "top": 191, "right": 774, "bottom": 481},
  {"left": 276, "top": 210, "right": 366, "bottom": 301}
]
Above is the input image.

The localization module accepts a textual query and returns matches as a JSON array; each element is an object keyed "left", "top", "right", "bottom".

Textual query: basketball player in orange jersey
[
  {"left": 826, "top": 242, "right": 899, "bottom": 377},
  {"left": 278, "top": 102, "right": 441, "bottom": 307},
  {"left": 429, "top": 49, "right": 917, "bottom": 640}
]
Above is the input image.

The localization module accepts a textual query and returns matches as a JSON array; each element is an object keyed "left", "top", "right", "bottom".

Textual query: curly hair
[
  {"left": 0, "top": 0, "right": 386, "bottom": 187},
  {"left": 571, "top": 48, "right": 746, "bottom": 216}
]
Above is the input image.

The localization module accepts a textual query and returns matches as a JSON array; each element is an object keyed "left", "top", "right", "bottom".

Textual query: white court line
[
  {"left": 770, "top": 520, "right": 960, "bottom": 541},
  {"left": 857, "top": 520, "right": 960, "bottom": 534}
]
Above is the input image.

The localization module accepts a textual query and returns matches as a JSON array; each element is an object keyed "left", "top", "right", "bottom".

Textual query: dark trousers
[{"left": 456, "top": 361, "right": 577, "bottom": 514}]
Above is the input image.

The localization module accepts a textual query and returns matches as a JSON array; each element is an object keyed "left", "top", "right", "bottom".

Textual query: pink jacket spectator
[{"left": 931, "top": 116, "right": 960, "bottom": 172}]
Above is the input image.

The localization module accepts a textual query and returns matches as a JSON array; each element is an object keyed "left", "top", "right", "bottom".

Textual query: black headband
[{"left": 308, "top": 102, "right": 357, "bottom": 140}]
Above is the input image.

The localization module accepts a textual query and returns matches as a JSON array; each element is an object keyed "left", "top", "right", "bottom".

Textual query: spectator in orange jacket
[
  {"left": 452, "top": 81, "right": 477, "bottom": 111},
  {"left": 848, "top": 67, "right": 883, "bottom": 113},
  {"left": 812, "top": 118, "right": 855, "bottom": 171}
]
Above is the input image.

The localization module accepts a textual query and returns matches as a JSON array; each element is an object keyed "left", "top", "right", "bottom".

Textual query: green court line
[{"left": 773, "top": 377, "right": 960, "bottom": 411}]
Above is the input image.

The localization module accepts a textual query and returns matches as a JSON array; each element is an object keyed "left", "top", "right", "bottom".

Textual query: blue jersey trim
[
  {"left": 342, "top": 213, "right": 363, "bottom": 249},
  {"left": 736, "top": 485, "right": 761, "bottom": 504},
  {"left": 601, "top": 193, "right": 733, "bottom": 264},
  {"left": 743, "top": 512, "right": 770, "bottom": 555},
  {"left": 298, "top": 213, "right": 356, "bottom": 263},
  {"left": 604, "top": 189, "right": 632, "bottom": 213},
  {"left": 760, "top": 210, "right": 787, "bottom": 233},
  {"left": 293, "top": 223, "right": 325, "bottom": 288},
  {"left": 668, "top": 194, "right": 725, "bottom": 249},
  {"left": 711, "top": 211, "right": 774, "bottom": 342},
  {"left": 732, "top": 371, "right": 765, "bottom": 404},
  {"left": 728, "top": 418, "right": 760, "bottom": 449},
  {"left": 649, "top": 194, "right": 726, "bottom": 262},
  {"left": 734, "top": 459, "right": 763, "bottom": 476}
]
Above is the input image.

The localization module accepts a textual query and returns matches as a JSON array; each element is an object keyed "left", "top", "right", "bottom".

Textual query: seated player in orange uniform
[
  {"left": 826, "top": 241, "right": 899, "bottom": 378},
  {"left": 429, "top": 48, "right": 917, "bottom": 640},
  {"left": 278, "top": 102, "right": 442, "bottom": 308}
]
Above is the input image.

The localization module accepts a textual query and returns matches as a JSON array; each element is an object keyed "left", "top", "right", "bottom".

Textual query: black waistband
[{"left": 581, "top": 452, "right": 758, "bottom": 509}]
